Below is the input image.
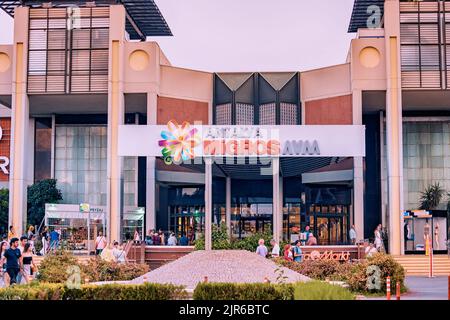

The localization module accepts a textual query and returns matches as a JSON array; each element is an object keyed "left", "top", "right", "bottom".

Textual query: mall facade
[{"left": 1, "top": 0, "right": 450, "bottom": 255}]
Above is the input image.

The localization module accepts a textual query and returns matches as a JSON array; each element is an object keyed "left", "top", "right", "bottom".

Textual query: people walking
[
  {"left": 158, "top": 229, "right": 165, "bottom": 245},
  {"left": 293, "top": 240, "right": 303, "bottom": 262},
  {"left": 374, "top": 225, "right": 383, "bottom": 252},
  {"left": 100, "top": 242, "right": 115, "bottom": 262},
  {"left": 283, "top": 244, "right": 293, "bottom": 261},
  {"left": 365, "top": 243, "right": 378, "bottom": 258},
  {"left": 179, "top": 233, "right": 189, "bottom": 246},
  {"left": 49, "top": 228, "right": 60, "bottom": 252},
  {"left": 1, "top": 238, "right": 22, "bottom": 286},
  {"left": 270, "top": 239, "right": 280, "bottom": 258},
  {"left": 7, "top": 226, "right": 16, "bottom": 241},
  {"left": 306, "top": 233, "right": 318, "bottom": 246},
  {"left": 95, "top": 231, "right": 107, "bottom": 255},
  {"left": 133, "top": 229, "right": 141, "bottom": 244},
  {"left": 40, "top": 226, "right": 49, "bottom": 256},
  {"left": 255, "top": 239, "right": 268, "bottom": 258},
  {"left": 27, "top": 226, "right": 35, "bottom": 240},
  {"left": 21, "top": 243, "right": 36, "bottom": 284},
  {"left": 112, "top": 242, "right": 127, "bottom": 264},
  {"left": 18, "top": 236, "right": 28, "bottom": 254},
  {"left": 349, "top": 225, "right": 357, "bottom": 245},
  {"left": 0, "top": 241, "right": 9, "bottom": 287},
  {"left": 167, "top": 233, "right": 177, "bottom": 246}
]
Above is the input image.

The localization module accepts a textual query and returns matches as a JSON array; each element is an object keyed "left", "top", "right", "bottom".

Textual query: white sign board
[{"left": 118, "top": 124, "right": 365, "bottom": 159}]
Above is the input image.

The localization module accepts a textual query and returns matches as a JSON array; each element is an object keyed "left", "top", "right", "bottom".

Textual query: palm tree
[{"left": 419, "top": 182, "right": 444, "bottom": 210}]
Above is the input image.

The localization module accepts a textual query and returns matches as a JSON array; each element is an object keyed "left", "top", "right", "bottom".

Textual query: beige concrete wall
[
  {"left": 123, "top": 41, "right": 161, "bottom": 93},
  {"left": 350, "top": 37, "right": 387, "bottom": 90},
  {"left": 0, "top": 45, "right": 13, "bottom": 95},
  {"left": 301, "top": 64, "right": 351, "bottom": 102},
  {"left": 159, "top": 66, "right": 213, "bottom": 104}
]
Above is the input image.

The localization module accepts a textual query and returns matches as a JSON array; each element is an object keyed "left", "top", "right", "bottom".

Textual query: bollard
[
  {"left": 203, "top": 276, "right": 208, "bottom": 283},
  {"left": 396, "top": 282, "right": 401, "bottom": 300},
  {"left": 386, "top": 276, "right": 391, "bottom": 300},
  {"left": 429, "top": 237, "right": 434, "bottom": 278}
]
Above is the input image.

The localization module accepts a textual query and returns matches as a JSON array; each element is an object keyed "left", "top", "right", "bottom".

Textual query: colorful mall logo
[{"left": 158, "top": 120, "right": 201, "bottom": 164}]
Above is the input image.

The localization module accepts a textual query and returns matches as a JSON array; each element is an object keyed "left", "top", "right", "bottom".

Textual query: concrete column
[
  {"left": 205, "top": 158, "right": 213, "bottom": 250},
  {"left": 226, "top": 176, "right": 231, "bottom": 236},
  {"left": 146, "top": 92, "right": 158, "bottom": 232},
  {"left": 8, "top": 7, "right": 30, "bottom": 236},
  {"left": 106, "top": 5, "right": 126, "bottom": 243},
  {"left": 146, "top": 157, "right": 156, "bottom": 232},
  {"left": 379, "top": 111, "right": 387, "bottom": 228},
  {"left": 352, "top": 90, "right": 364, "bottom": 240},
  {"left": 279, "top": 175, "right": 284, "bottom": 242},
  {"left": 272, "top": 158, "right": 282, "bottom": 243},
  {"left": 353, "top": 157, "right": 364, "bottom": 241},
  {"left": 384, "top": 0, "right": 404, "bottom": 255}
]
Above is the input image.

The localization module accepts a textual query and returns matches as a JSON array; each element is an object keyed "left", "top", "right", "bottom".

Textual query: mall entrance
[{"left": 309, "top": 205, "right": 350, "bottom": 245}]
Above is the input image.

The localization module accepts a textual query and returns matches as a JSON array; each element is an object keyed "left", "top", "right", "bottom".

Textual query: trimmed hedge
[
  {"left": 0, "top": 283, "right": 187, "bottom": 300},
  {"left": 294, "top": 281, "right": 355, "bottom": 300},
  {"left": 193, "top": 283, "right": 294, "bottom": 300}
]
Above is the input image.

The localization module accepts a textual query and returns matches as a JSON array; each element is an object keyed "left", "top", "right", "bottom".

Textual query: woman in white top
[
  {"left": 133, "top": 230, "right": 141, "bottom": 244},
  {"left": 374, "top": 225, "right": 383, "bottom": 252},
  {"left": 95, "top": 231, "right": 107, "bottom": 255},
  {"left": 113, "top": 242, "right": 127, "bottom": 264}
]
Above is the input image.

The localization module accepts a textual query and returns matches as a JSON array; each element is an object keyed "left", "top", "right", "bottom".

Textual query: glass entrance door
[
  {"left": 169, "top": 205, "right": 205, "bottom": 240},
  {"left": 311, "top": 215, "right": 344, "bottom": 245}
]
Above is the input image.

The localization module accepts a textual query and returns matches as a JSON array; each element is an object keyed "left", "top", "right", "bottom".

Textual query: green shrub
[
  {"left": 0, "top": 283, "right": 187, "bottom": 300},
  {"left": 194, "top": 224, "right": 273, "bottom": 253},
  {"left": 231, "top": 231, "right": 273, "bottom": 252},
  {"left": 37, "top": 251, "right": 149, "bottom": 284},
  {"left": 194, "top": 224, "right": 231, "bottom": 250},
  {"left": 275, "top": 253, "right": 405, "bottom": 294},
  {"left": 193, "top": 283, "right": 294, "bottom": 300},
  {"left": 346, "top": 253, "right": 405, "bottom": 293},
  {"left": 81, "top": 257, "right": 149, "bottom": 282},
  {"left": 275, "top": 258, "right": 342, "bottom": 280},
  {"left": 37, "top": 250, "right": 82, "bottom": 283},
  {"left": 294, "top": 281, "right": 355, "bottom": 300}
]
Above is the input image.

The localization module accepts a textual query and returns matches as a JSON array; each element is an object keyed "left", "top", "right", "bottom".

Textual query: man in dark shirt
[
  {"left": 179, "top": 234, "right": 189, "bottom": 246},
  {"left": 3, "top": 237, "right": 22, "bottom": 285}
]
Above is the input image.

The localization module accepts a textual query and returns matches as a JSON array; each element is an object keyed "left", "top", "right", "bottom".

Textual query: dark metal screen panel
[
  {"left": 213, "top": 73, "right": 301, "bottom": 125},
  {"left": 215, "top": 103, "right": 232, "bottom": 125},
  {"left": 259, "top": 103, "right": 276, "bottom": 125}
]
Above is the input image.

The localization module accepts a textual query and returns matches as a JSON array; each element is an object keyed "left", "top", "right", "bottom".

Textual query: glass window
[
  {"left": 34, "top": 118, "right": 52, "bottom": 182},
  {"left": 55, "top": 125, "right": 107, "bottom": 206}
]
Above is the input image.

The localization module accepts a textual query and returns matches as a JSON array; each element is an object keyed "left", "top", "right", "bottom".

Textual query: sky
[{"left": 0, "top": 0, "right": 356, "bottom": 72}]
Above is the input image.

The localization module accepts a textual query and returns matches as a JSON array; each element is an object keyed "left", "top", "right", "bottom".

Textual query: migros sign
[
  {"left": 118, "top": 121, "right": 366, "bottom": 161},
  {"left": 157, "top": 121, "right": 323, "bottom": 164}
]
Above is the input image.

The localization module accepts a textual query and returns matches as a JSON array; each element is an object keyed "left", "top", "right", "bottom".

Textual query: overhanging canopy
[
  {"left": 0, "top": 0, "right": 173, "bottom": 40},
  {"left": 348, "top": 0, "right": 384, "bottom": 32}
]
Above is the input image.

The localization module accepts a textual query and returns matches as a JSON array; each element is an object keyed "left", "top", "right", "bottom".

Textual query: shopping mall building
[{"left": 0, "top": 0, "right": 449, "bottom": 255}]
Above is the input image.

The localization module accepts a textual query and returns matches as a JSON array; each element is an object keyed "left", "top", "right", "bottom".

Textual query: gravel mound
[{"left": 132, "top": 250, "right": 310, "bottom": 289}]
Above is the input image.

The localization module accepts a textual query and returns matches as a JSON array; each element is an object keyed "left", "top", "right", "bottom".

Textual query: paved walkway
[{"left": 368, "top": 276, "right": 448, "bottom": 300}]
